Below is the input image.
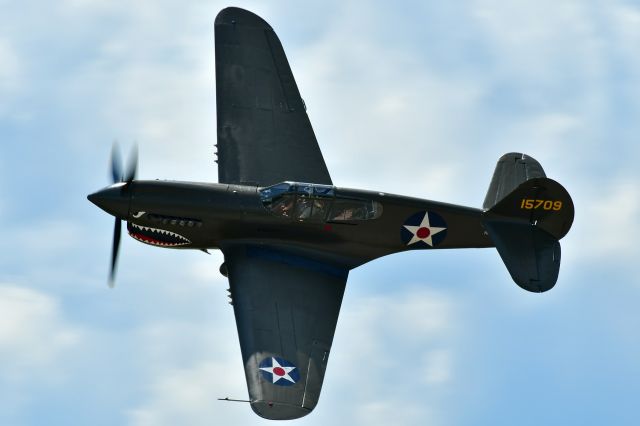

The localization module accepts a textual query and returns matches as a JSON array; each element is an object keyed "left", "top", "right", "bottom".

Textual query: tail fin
[{"left": 482, "top": 153, "right": 574, "bottom": 293}]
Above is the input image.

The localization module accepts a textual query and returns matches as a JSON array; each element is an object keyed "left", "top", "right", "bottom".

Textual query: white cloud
[
  {"left": 565, "top": 178, "right": 640, "bottom": 264},
  {"left": 496, "top": 112, "right": 583, "bottom": 161},
  {"left": 472, "top": 0, "right": 601, "bottom": 80},
  {"left": 319, "top": 287, "right": 457, "bottom": 424},
  {"left": 422, "top": 349, "right": 453, "bottom": 385},
  {"left": 187, "top": 256, "right": 226, "bottom": 283},
  {"left": 13, "top": 220, "right": 84, "bottom": 256},
  {"left": 0, "top": 38, "right": 20, "bottom": 92},
  {"left": 0, "top": 38, "right": 22, "bottom": 116},
  {"left": 610, "top": 4, "right": 640, "bottom": 56},
  {"left": 336, "top": 288, "right": 455, "bottom": 366},
  {"left": 128, "top": 361, "right": 251, "bottom": 426},
  {"left": 0, "top": 285, "right": 81, "bottom": 374},
  {"left": 0, "top": 285, "right": 82, "bottom": 423},
  {"left": 608, "top": 4, "right": 640, "bottom": 101},
  {"left": 353, "top": 399, "right": 436, "bottom": 426},
  {"left": 125, "top": 317, "right": 252, "bottom": 426}
]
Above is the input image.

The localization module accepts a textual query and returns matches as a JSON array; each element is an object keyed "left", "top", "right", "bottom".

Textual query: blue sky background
[{"left": 2, "top": 1, "right": 640, "bottom": 425}]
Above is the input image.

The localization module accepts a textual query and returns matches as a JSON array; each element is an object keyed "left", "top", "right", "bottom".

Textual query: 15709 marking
[{"left": 520, "top": 199, "right": 563, "bottom": 211}]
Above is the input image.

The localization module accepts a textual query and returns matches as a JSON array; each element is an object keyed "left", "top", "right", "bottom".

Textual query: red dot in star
[
  {"left": 417, "top": 227, "right": 431, "bottom": 239},
  {"left": 273, "top": 367, "right": 286, "bottom": 376}
]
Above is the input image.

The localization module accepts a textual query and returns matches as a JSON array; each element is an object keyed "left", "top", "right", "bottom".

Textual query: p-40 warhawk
[{"left": 88, "top": 7, "right": 574, "bottom": 421}]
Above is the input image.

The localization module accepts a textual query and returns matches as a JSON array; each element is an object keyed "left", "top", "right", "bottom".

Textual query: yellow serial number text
[{"left": 520, "top": 199, "right": 562, "bottom": 211}]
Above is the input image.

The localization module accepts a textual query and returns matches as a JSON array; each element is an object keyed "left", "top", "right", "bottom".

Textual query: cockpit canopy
[{"left": 259, "top": 182, "right": 382, "bottom": 222}]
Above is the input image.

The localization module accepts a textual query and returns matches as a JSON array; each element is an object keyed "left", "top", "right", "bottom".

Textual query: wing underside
[
  {"left": 222, "top": 244, "right": 347, "bottom": 420},
  {"left": 215, "top": 7, "right": 332, "bottom": 187}
]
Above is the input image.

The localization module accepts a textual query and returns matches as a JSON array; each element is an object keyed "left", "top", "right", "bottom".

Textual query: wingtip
[
  {"left": 250, "top": 400, "right": 312, "bottom": 420},
  {"left": 215, "top": 7, "right": 272, "bottom": 29}
]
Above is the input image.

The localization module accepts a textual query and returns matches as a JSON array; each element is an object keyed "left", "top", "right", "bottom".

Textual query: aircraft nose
[{"left": 87, "top": 183, "right": 131, "bottom": 219}]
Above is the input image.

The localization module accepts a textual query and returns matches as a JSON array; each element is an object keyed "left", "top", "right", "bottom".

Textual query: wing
[
  {"left": 222, "top": 244, "right": 347, "bottom": 420},
  {"left": 214, "top": 7, "right": 333, "bottom": 187}
]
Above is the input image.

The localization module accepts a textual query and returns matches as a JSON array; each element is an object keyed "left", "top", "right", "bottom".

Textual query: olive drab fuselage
[{"left": 119, "top": 180, "right": 492, "bottom": 269}]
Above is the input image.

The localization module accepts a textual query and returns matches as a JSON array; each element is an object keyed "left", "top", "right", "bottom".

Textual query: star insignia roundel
[
  {"left": 401, "top": 211, "right": 447, "bottom": 248},
  {"left": 258, "top": 356, "right": 300, "bottom": 386}
]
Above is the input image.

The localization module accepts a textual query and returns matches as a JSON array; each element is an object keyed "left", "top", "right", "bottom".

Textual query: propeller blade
[
  {"left": 104, "top": 141, "right": 137, "bottom": 287},
  {"left": 109, "top": 217, "right": 121, "bottom": 288},
  {"left": 111, "top": 143, "right": 123, "bottom": 183},
  {"left": 124, "top": 144, "right": 138, "bottom": 183}
]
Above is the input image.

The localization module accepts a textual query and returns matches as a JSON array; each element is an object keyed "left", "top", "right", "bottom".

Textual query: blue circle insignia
[
  {"left": 401, "top": 211, "right": 448, "bottom": 248},
  {"left": 258, "top": 356, "right": 300, "bottom": 386}
]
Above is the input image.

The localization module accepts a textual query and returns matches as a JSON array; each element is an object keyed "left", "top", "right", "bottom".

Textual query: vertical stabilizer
[{"left": 483, "top": 153, "right": 546, "bottom": 210}]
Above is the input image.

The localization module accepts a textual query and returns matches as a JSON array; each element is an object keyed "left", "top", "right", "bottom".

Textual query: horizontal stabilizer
[{"left": 487, "top": 177, "right": 574, "bottom": 240}]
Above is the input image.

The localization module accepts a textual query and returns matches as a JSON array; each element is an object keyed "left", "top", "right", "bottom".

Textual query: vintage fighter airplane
[{"left": 88, "top": 7, "right": 574, "bottom": 420}]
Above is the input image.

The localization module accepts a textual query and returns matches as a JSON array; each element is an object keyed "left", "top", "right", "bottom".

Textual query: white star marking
[
  {"left": 403, "top": 212, "right": 447, "bottom": 246},
  {"left": 259, "top": 357, "right": 297, "bottom": 384}
]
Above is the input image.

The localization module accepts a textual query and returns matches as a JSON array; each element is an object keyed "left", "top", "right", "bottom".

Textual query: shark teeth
[{"left": 127, "top": 222, "right": 191, "bottom": 247}]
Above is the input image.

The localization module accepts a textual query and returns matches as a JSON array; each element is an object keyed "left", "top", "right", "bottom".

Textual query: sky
[{"left": 1, "top": 0, "right": 640, "bottom": 425}]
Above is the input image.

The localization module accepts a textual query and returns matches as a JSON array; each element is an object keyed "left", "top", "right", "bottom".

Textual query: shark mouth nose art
[{"left": 127, "top": 222, "right": 191, "bottom": 247}]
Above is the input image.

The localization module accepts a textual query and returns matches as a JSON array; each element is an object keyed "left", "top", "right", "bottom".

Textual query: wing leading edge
[
  {"left": 222, "top": 244, "right": 347, "bottom": 420},
  {"left": 215, "top": 7, "right": 332, "bottom": 187}
]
